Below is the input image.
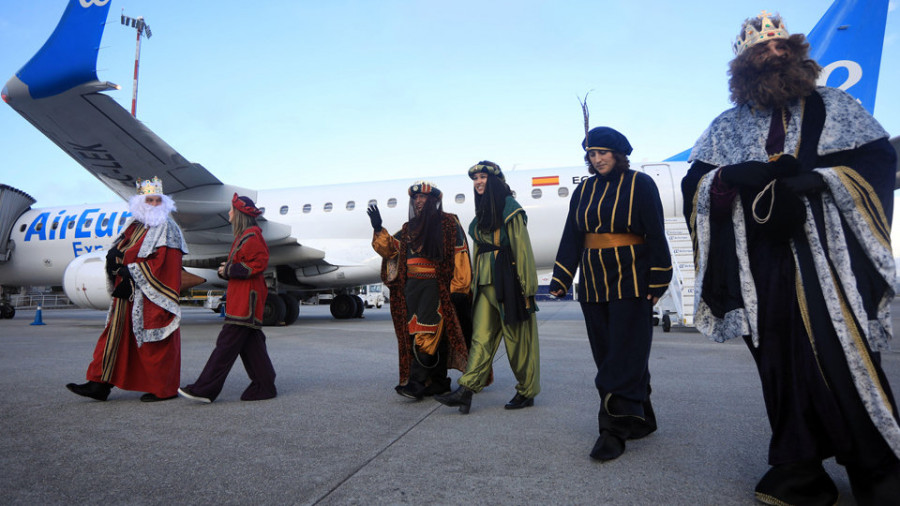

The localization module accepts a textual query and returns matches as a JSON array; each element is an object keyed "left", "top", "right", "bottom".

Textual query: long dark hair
[
  {"left": 474, "top": 171, "right": 512, "bottom": 232},
  {"left": 407, "top": 193, "right": 444, "bottom": 261}
]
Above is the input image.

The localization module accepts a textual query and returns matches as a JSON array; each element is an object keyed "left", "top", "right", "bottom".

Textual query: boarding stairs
[{"left": 654, "top": 217, "right": 695, "bottom": 331}]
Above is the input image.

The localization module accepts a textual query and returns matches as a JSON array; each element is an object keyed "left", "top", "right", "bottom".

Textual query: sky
[{"left": 0, "top": 0, "right": 898, "bottom": 208}]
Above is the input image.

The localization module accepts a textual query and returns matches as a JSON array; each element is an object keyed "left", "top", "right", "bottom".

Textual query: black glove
[
  {"left": 781, "top": 172, "right": 826, "bottom": 195},
  {"left": 116, "top": 265, "right": 132, "bottom": 281},
  {"left": 105, "top": 247, "right": 123, "bottom": 275},
  {"left": 769, "top": 154, "right": 801, "bottom": 177},
  {"left": 719, "top": 161, "right": 776, "bottom": 189},
  {"left": 111, "top": 279, "right": 133, "bottom": 300},
  {"left": 367, "top": 204, "right": 382, "bottom": 232}
]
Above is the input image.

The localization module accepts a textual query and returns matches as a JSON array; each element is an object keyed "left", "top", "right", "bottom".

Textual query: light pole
[{"left": 120, "top": 12, "right": 152, "bottom": 118}]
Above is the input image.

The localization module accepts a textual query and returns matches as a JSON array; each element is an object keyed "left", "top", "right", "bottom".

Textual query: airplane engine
[{"left": 63, "top": 250, "right": 111, "bottom": 311}]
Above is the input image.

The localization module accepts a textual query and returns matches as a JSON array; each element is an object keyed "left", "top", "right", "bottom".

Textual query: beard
[
  {"left": 128, "top": 194, "right": 175, "bottom": 228},
  {"left": 728, "top": 40, "right": 821, "bottom": 109}
]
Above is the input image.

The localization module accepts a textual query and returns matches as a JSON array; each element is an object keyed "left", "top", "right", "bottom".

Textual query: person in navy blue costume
[{"left": 550, "top": 126, "right": 672, "bottom": 462}]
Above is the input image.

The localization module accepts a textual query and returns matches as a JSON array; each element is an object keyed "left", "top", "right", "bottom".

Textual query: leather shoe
[
  {"left": 178, "top": 387, "right": 212, "bottom": 404},
  {"left": 140, "top": 393, "right": 178, "bottom": 402},
  {"left": 590, "top": 430, "right": 626, "bottom": 461},
  {"left": 434, "top": 386, "right": 473, "bottom": 414},
  {"left": 504, "top": 393, "right": 534, "bottom": 410},
  {"left": 66, "top": 381, "right": 112, "bottom": 401},
  {"left": 396, "top": 381, "right": 425, "bottom": 401}
]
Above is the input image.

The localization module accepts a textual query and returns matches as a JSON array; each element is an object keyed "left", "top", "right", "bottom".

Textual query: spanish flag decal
[{"left": 532, "top": 176, "right": 559, "bottom": 186}]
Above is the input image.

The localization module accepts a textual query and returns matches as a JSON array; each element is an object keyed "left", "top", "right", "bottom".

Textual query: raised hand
[{"left": 367, "top": 204, "right": 382, "bottom": 232}]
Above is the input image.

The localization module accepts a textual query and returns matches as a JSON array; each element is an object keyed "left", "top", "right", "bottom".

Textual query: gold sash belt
[
  {"left": 407, "top": 258, "right": 437, "bottom": 278},
  {"left": 583, "top": 232, "right": 644, "bottom": 249}
]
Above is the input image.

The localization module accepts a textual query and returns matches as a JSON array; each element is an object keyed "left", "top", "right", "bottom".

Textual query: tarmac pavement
[{"left": 1, "top": 300, "right": 899, "bottom": 505}]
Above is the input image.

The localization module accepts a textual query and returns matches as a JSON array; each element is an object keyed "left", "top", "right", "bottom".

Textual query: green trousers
[{"left": 459, "top": 285, "right": 540, "bottom": 398}]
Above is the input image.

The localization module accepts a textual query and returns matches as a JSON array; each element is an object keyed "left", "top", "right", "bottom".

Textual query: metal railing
[{"left": 10, "top": 294, "right": 74, "bottom": 309}]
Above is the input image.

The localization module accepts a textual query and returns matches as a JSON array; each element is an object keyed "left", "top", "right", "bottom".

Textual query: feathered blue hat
[{"left": 582, "top": 126, "right": 633, "bottom": 156}]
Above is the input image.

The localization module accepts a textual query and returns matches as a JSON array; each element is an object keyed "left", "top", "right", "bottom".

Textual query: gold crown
[
  {"left": 135, "top": 176, "right": 163, "bottom": 195},
  {"left": 734, "top": 11, "right": 789, "bottom": 56}
]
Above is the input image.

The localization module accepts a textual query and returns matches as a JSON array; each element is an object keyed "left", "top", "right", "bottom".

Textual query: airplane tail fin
[
  {"left": 808, "top": 0, "right": 889, "bottom": 114},
  {"left": 12, "top": 0, "right": 110, "bottom": 100}
]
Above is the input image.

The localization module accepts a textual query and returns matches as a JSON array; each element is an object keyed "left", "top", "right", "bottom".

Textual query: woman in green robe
[{"left": 435, "top": 161, "right": 540, "bottom": 414}]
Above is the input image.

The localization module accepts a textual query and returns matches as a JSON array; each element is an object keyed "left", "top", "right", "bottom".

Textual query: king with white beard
[{"left": 67, "top": 177, "right": 189, "bottom": 403}]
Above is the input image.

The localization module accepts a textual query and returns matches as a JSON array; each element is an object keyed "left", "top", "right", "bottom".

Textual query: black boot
[
  {"left": 435, "top": 386, "right": 473, "bottom": 414},
  {"left": 590, "top": 430, "right": 625, "bottom": 461},
  {"left": 397, "top": 380, "right": 426, "bottom": 400},
  {"left": 591, "top": 393, "right": 642, "bottom": 461},
  {"left": 402, "top": 342, "right": 438, "bottom": 401},
  {"left": 629, "top": 385, "right": 657, "bottom": 440},
  {"left": 754, "top": 461, "right": 837, "bottom": 506},
  {"left": 504, "top": 392, "right": 534, "bottom": 410},
  {"left": 847, "top": 460, "right": 900, "bottom": 506},
  {"left": 66, "top": 381, "right": 112, "bottom": 401}
]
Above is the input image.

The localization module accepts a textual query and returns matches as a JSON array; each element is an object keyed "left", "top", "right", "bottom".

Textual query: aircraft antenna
[{"left": 120, "top": 11, "right": 152, "bottom": 118}]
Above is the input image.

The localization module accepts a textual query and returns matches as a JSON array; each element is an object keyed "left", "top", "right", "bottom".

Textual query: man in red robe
[{"left": 66, "top": 177, "right": 187, "bottom": 402}]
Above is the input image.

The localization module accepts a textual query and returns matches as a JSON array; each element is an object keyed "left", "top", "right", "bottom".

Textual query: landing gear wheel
[
  {"left": 662, "top": 314, "right": 672, "bottom": 333},
  {"left": 354, "top": 295, "right": 365, "bottom": 318},
  {"left": 330, "top": 294, "right": 357, "bottom": 319},
  {"left": 262, "top": 291, "right": 286, "bottom": 326},
  {"left": 0, "top": 304, "right": 14, "bottom": 319},
  {"left": 280, "top": 293, "right": 299, "bottom": 326}
]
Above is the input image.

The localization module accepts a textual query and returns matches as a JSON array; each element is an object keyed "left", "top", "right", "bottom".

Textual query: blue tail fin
[
  {"left": 14, "top": 0, "right": 111, "bottom": 100},
  {"left": 807, "top": 0, "right": 889, "bottom": 114}
]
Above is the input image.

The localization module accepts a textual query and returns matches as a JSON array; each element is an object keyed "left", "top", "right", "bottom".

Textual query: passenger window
[
  {"left": 19, "top": 224, "right": 26, "bottom": 232},
  {"left": 118, "top": 216, "right": 126, "bottom": 225},
  {"left": 258, "top": 207, "right": 266, "bottom": 215},
  {"left": 455, "top": 194, "right": 465, "bottom": 204},
  {"left": 368, "top": 199, "right": 377, "bottom": 207},
  {"left": 558, "top": 187, "right": 569, "bottom": 197},
  {"left": 70, "top": 221, "right": 77, "bottom": 229},
  {"left": 52, "top": 221, "right": 60, "bottom": 230},
  {"left": 101, "top": 218, "right": 109, "bottom": 227},
  {"left": 387, "top": 198, "right": 397, "bottom": 208},
  {"left": 280, "top": 206, "right": 289, "bottom": 215},
  {"left": 346, "top": 201, "right": 355, "bottom": 211},
  {"left": 324, "top": 203, "right": 333, "bottom": 212},
  {"left": 302, "top": 204, "right": 312, "bottom": 214}
]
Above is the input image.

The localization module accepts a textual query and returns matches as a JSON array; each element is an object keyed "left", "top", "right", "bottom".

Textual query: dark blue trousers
[
  {"left": 187, "top": 323, "right": 277, "bottom": 401},
  {"left": 580, "top": 297, "right": 653, "bottom": 408}
]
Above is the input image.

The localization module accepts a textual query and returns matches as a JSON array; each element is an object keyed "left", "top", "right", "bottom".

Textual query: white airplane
[{"left": 0, "top": 0, "right": 896, "bottom": 325}]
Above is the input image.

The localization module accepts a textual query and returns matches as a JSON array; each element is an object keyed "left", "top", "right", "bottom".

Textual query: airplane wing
[{"left": 1, "top": 0, "right": 301, "bottom": 258}]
